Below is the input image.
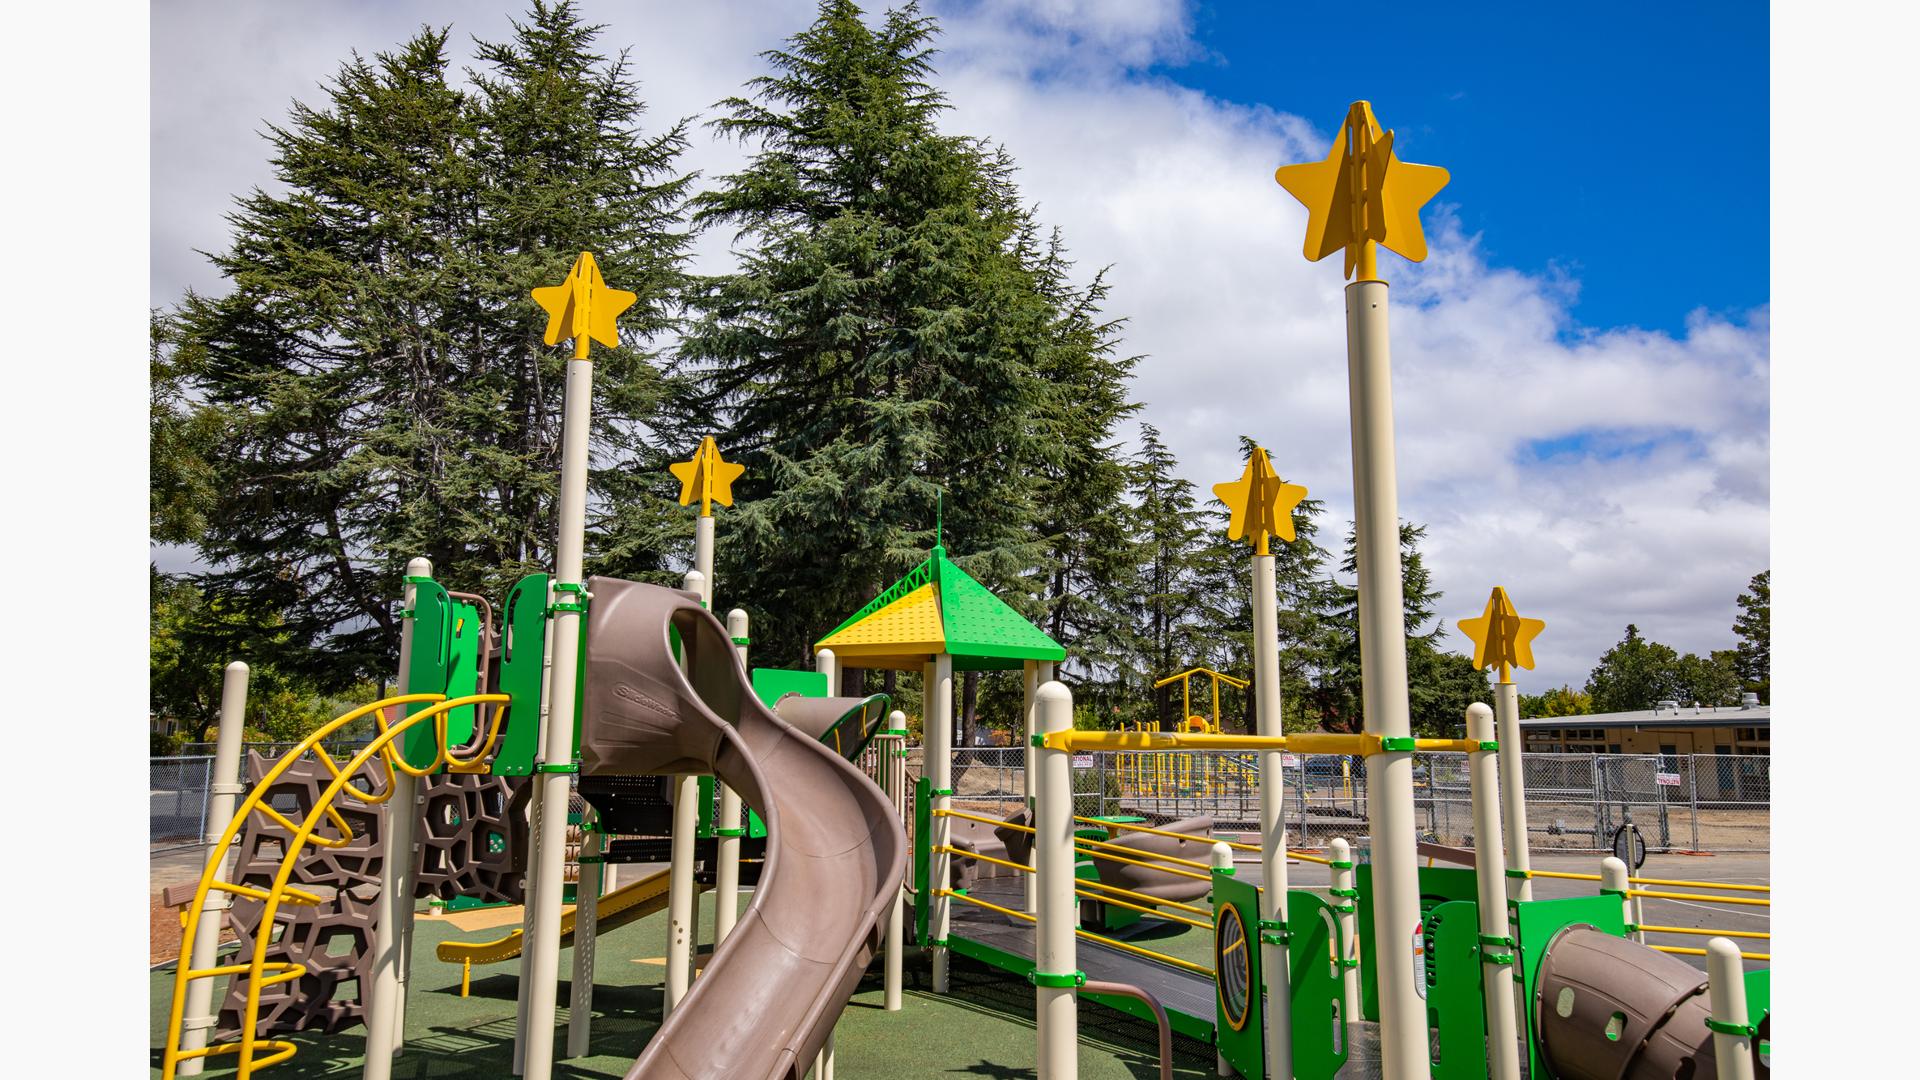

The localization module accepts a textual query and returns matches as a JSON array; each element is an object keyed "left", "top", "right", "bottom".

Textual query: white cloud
[{"left": 150, "top": 0, "right": 1768, "bottom": 693}]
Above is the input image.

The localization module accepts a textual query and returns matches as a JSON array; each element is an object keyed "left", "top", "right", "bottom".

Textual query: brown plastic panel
[{"left": 579, "top": 576, "right": 907, "bottom": 1080}]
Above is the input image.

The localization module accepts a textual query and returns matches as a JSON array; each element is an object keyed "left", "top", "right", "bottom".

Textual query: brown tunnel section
[{"left": 579, "top": 576, "right": 907, "bottom": 1080}]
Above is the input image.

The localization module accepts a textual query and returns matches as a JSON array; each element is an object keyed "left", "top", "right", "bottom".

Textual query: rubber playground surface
[{"left": 149, "top": 851, "right": 1766, "bottom": 1078}]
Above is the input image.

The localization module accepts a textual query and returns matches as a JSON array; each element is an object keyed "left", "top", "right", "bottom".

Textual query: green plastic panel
[
  {"left": 1212, "top": 872, "right": 1264, "bottom": 1077},
  {"left": 401, "top": 579, "right": 454, "bottom": 772},
  {"left": 696, "top": 774, "right": 768, "bottom": 839},
  {"left": 935, "top": 553, "right": 1068, "bottom": 663},
  {"left": 1358, "top": 864, "right": 1480, "bottom": 1022},
  {"left": 493, "top": 574, "right": 549, "bottom": 776},
  {"left": 914, "top": 776, "right": 932, "bottom": 944},
  {"left": 1425, "top": 899, "right": 1489, "bottom": 1080},
  {"left": 1514, "top": 894, "right": 1627, "bottom": 1080},
  {"left": 751, "top": 668, "right": 828, "bottom": 708},
  {"left": 1287, "top": 890, "right": 1351, "bottom": 1080}
]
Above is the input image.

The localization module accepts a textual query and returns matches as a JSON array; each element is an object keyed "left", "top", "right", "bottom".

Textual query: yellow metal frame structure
[
  {"left": 1042, "top": 729, "right": 1482, "bottom": 755},
  {"left": 161, "top": 691, "right": 511, "bottom": 1080}
]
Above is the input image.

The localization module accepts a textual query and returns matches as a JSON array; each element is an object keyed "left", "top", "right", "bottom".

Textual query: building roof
[
  {"left": 1519, "top": 704, "right": 1769, "bottom": 730},
  {"left": 814, "top": 545, "right": 1066, "bottom": 671}
]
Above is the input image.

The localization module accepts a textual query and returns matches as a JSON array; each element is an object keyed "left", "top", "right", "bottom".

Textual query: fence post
[{"left": 1688, "top": 754, "right": 1702, "bottom": 851}]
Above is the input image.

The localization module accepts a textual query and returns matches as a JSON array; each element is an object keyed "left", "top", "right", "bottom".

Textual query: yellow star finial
[
  {"left": 1458, "top": 586, "right": 1547, "bottom": 683},
  {"left": 668, "top": 436, "right": 746, "bottom": 517},
  {"left": 530, "top": 251, "right": 637, "bottom": 360},
  {"left": 1274, "top": 101, "right": 1450, "bottom": 282},
  {"left": 1211, "top": 447, "right": 1309, "bottom": 557}
]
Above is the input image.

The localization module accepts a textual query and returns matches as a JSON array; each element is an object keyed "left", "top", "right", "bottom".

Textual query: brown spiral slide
[{"left": 579, "top": 577, "right": 907, "bottom": 1080}]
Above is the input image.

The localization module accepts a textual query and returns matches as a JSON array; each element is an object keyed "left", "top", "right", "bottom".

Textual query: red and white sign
[{"left": 1655, "top": 772, "right": 1682, "bottom": 787}]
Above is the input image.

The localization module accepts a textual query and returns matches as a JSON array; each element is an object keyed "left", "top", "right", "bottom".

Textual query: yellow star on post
[
  {"left": 1458, "top": 586, "right": 1547, "bottom": 681},
  {"left": 1274, "top": 101, "right": 1450, "bottom": 281},
  {"left": 1212, "top": 447, "right": 1309, "bottom": 556},
  {"left": 668, "top": 436, "right": 746, "bottom": 517},
  {"left": 531, "top": 251, "right": 637, "bottom": 358}
]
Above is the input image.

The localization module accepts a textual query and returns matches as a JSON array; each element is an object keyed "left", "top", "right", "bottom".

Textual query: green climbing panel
[
  {"left": 1424, "top": 899, "right": 1491, "bottom": 1080},
  {"left": 1358, "top": 863, "right": 1480, "bottom": 1022},
  {"left": 1211, "top": 875, "right": 1351, "bottom": 1080},
  {"left": 1514, "top": 893, "right": 1627, "bottom": 1080},
  {"left": 400, "top": 577, "right": 479, "bottom": 772},
  {"left": 493, "top": 574, "right": 549, "bottom": 776}
]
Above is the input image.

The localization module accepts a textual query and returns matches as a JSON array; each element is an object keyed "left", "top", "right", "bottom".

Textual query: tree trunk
[{"left": 961, "top": 670, "right": 979, "bottom": 746}]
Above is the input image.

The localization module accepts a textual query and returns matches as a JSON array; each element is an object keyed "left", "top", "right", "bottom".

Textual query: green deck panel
[{"left": 751, "top": 668, "right": 829, "bottom": 709}]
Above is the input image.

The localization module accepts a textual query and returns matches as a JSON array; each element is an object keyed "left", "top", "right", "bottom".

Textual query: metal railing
[{"left": 901, "top": 745, "right": 1769, "bottom": 853}]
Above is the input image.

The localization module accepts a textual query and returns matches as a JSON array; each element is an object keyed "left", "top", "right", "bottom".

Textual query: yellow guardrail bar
[
  {"left": 162, "top": 692, "right": 510, "bottom": 1080},
  {"left": 933, "top": 846, "right": 1214, "bottom": 931},
  {"left": 1524, "top": 869, "right": 1769, "bottom": 893},
  {"left": 1651, "top": 944, "right": 1769, "bottom": 962},
  {"left": 1626, "top": 889, "right": 1769, "bottom": 908},
  {"left": 938, "top": 889, "right": 1215, "bottom": 977},
  {"left": 1039, "top": 730, "right": 1483, "bottom": 755},
  {"left": 1151, "top": 666, "right": 1249, "bottom": 691},
  {"left": 1635, "top": 925, "right": 1769, "bottom": 939}
]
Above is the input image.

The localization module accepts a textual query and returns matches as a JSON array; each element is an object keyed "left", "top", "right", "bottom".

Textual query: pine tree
[
  {"left": 674, "top": 0, "right": 1122, "bottom": 666},
  {"left": 1731, "top": 570, "right": 1768, "bottom": 703},
  {"left": 1124, "top": 425, "right": 1213, "bottom": 729},
  {"left": 162, "top": 5, "right": 689, "bottom": 686}
]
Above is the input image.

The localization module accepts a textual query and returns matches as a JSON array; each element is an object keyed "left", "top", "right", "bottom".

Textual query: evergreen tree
[
  {"left": 675, "top": 0, "right": 1124, "bottom": 666},
  {"left": 1675, "top": 649, "right": 1743, "bottom": 707},
  {"left": 1318, "top": 520, "right": 1459, "bottom": 731},
  {"left": 1124, "top": 425, "right": 1212, "bottom": 729},
  {"left": 161, "top": 5, "right": 689, "bottom": 686},
  {"left": 1731, "top": 570, "right": 1769, "bottom": 703},
  {"left": 1584, "top": 624, "right": 1685, "bottom": 712}
]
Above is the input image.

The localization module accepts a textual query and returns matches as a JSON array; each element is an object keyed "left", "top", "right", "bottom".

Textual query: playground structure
[{"left": 153, "top": 99, "right": 1774, "bottom": 1080}]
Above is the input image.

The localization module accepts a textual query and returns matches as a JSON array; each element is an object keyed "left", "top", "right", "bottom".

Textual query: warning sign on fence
[
  {"left": 1656, "top": 772, "right": 1682, "bottom": 787},
  {"left": 1072, "top": 755, "right": 1094, "bottom": 768}
]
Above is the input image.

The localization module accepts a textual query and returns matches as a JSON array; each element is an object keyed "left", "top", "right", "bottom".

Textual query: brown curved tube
[{"left": 1081, "top": 979, "right": 1173, "bottom": 1080}]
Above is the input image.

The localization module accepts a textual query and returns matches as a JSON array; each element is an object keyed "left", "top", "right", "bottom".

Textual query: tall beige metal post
[
  {"left": 1465, "top": 704, "right": 1522, "bottom": 1080},
  {"left": 1211, "top": 446, "right": 1309, "bottom": 1080},
  {"left": 1705, "top": 938, "right": 1756, "bottom": 1080},
  {"left": 1495, "top": 681, "right": 1532, "bottom": 901},
  {"left": 521, "top": 252, "right": 635, "bottom": 1080},
  {"left": 1022, "top": 660, "right": 1039, "bottom": 912},
  {"left": 1601, "top": 856, "right": 1631, "bottom": 932},
  {"left": 811, "top": 642, "right": 842, "bottom": 1069},
  {"left": 567, "top": 804, "right": 604, "bottom": 1059},
  {"left": 882, "top": 710, "right": 908, "bottom": 1010},
  {"left": 1033, "top": 681, "right": 1077, "bottom": 1079},
  {"left": 1330, "top": 837, "right": 1361, "bottom": 1026},
  {"left": 929, "top": 652, "right": 955, "bottom": 993},
  {"left": 1277, "top": 101, "right": 1449, "bottom": 1080},
  {"left": 179, "top": 661, "right": 250, "bottom": 1075},
  {"left": 664, "top": 571, "right": 706, "bottom": 1016},
  {"left": 366, "top": 557, "right": 431, "bottom": 1080},
  {"left": 716, "top": 609, "right": 750, "bottom": 946}
]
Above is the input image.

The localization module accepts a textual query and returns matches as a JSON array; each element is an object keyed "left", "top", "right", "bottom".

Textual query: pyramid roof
[{"left": 814, "top": 547, "right": 1066, "bottom": 671}]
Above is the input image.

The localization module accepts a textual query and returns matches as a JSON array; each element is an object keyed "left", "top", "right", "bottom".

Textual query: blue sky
[{"left": 1148, "top": 2, "right": 1768, "bottom": 336}]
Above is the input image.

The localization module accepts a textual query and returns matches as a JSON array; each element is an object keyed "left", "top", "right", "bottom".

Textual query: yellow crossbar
[
  {"left": 1651, "top": 944, "right": 1769, "bottom": 962},
  {"left": 934, "top": 807, "right": 1037, "bottom": 834},
  {"left": 1635, "top": 925, "right": 1770, "bottom": 940},
  {"left": 1073, "top": 844, "right": 1213, "bottom": 883},
  {"left": 1524, "top": 869, "right": 1769, "bottom": 894},
  {"left": 1074, "top": 876, "right": 1212, "bottom": 916},
  {"left": 1627, "top": 889, "right": 1769, "bottom": 908},
  {"left": 1042, "top": 730, "right": 1482, "bottom": 755}
]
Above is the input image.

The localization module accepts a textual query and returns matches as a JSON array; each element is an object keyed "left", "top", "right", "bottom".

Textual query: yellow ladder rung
[
  {"left": 210, "top": 880, "right": 324, "bottom": 906},
  {"left": 186, "top": 960, "right": 307, "bottom": 987},
  {"left": 174, "top": 1038, "right": 300, "bottom": 1069}
]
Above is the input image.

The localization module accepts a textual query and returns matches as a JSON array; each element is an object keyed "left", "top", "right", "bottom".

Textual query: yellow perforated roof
[{"left": 815, "top": 583, "right": 946, "bottom": 658}]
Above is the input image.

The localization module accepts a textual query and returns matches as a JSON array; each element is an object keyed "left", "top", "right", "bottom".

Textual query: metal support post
[
  {"left": 366, "top": 558, "right": 431, "bottom": 1080},
  {"left": 567, "top": 804, "right": 603, "bottom": 1059},
  {"left": 513, "top": 618, "right": 558, "bottom": 1075},
  {"left": 1345, "top": 278, "right": 1428, "bottom": 1080},
  {"left": 1705, "top": 938, "right": 1756, "bottom": 1080},
  {"left": 1252, "top": 551, "right": 1293, "bottom": 1080},
  {"left": 179, "top": 661, "right": 250, "bottom": 1075},
  {"left": 1213, "top": 841, "right": 1235, "bottom": 1079},
  {"left": 664, "top": 572, "right": 705, "bottom": 1017},
  {"left": 1494, "top": 682, "right": 1530, "bottom": 901},
  {"left": 1601, "top": 856, "right": 1632, "bottom": 933},
  {"left": 715, "top": 609, "right": 749, "bottom": 948},
  {"left": 1023, "top": 659, "right": 1039, "bottom": 912},
  {"left": 521, "top": 346, "right": 596, "bottom": 1080},
  {"left": 929, "top": 653, "right": 954, "bottom": 993},
  {"left": 1034, "top": 681, "right": 1077, "bottom": 1079},
  {"left": 883, "top": 711, "right": 907, "bottom": 1011},
  {"left": 1465, "top": 704, "right": 1522, "bottom": 1080},
  {"left": 1330, "top": 837, "right": 1361, "bottom": 1028}
]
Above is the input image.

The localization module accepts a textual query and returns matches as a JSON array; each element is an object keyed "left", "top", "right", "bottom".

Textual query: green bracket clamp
[
  {"left": 534, "top": 761, "right": 580, "bottom": 774},
  {"left": 1212, "top": 866, "right": 1237, "bottom": 877},
  {"left": 1704, "top": 1018, "right": 1758, "bottom": 1038},
  {"left": 1506, "top": 868, "right": 1532, "bottom": 879},
  {"left": 1339, "top": 957, "right": 1361, "bottom": 968},
  {"left": 1030, "top": 734, "right": 1047, "bottom": 748},
  {"left": 1479, "top": 932, "right": 1516, "bottom": 964},
  {"left": 1600, "top": 887, "right": 1627, "bottom": 897},
  {"left": 578, "top": 855, "right": 605, "bottom": 865},
  {"left": 1332, "top": 902, "right": 1356, "bottom": 914},
  {"left": 930, "top": 787, "right": 954, "bottom": 798},
  {"left": 926, "top": 937, "right": 950, "bottom": 949},
  {"left": 1328, "top": 859, "right": 1354, "bottom": 869},
  {"left": 714, "top": 827, "right": 748, "bottom": 838},
  {"left": 731, "top": 635, "right": 750, "bottom": 645},
  {"left": 1328, "top": 887, "right": 1359, "bottom": 899},
  {"left": 404, "top": 575, "right": 436, "bottom": 585},
  {"left": 882, "top": 728, "right": 911, "bottom": 737},
  {"left": 1477, "top": 740, "right": 1499, "bottom": 751},
  {"left": 1258, "top": 918, "right": 1290, "bottom": 946},
  {"left": 548, "top": 581, "right": 590, "bottom": 615},
  {"left": 1379, "top": 736, "right": 1417, "bottom": 752},
  {"left": 1027, "top": 970, "right": 1087, "bottom": 988}
]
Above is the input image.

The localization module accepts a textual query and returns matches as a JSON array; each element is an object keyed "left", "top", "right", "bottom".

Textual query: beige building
[{"left": 1519, "top": 696, "right": 1769, "bottom": 758}]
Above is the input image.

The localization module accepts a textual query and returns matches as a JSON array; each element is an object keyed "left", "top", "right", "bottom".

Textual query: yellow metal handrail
[
  {"left": 1635, "top": 925, "right": 1769, "bottom": 940},
  {"left": 1626, "top": 889, "right": 1769, "bottom": 908},
  {"left": 1042, "top": 729, "right": 1483, "bottom": 755},
  {"left": 1524, "top": 869, "right": 1770, "bottom": 893},
  {"left": 162, "top": 692, "right": 510, "bottom": 1080},
  {"left": 1652, "top": 944, "right": 1769, "bottom": 962},
  {"left": 933, "top": 846, "right": 1213, "bottom": 931},
  {"left": 937, "top": 889, "right": 1215, "bottom": 977}
]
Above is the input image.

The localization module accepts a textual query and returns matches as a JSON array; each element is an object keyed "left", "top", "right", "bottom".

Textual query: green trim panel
[{"left": 493, "top": 573, "right": 549, "bottom": 776}]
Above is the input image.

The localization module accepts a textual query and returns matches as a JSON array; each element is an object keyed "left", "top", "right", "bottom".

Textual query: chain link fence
[{"left": 900, "top": 745, "right": 1768, "bottom": 853}]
